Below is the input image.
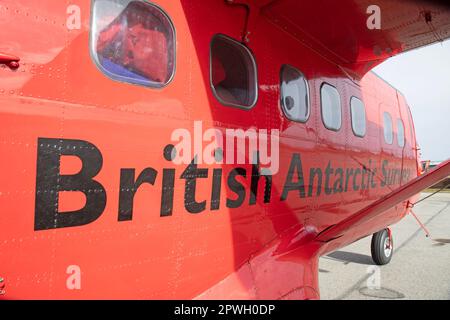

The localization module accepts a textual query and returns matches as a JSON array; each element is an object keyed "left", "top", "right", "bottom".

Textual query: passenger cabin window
[
  {"left": 321, "top": 83, "right": 342, "bottom": 131},
  {"left": 383, "top": 112, "right": 393, "bottom": 144},
  {"left": 350, "top": 97, "right": 366, "bottom": 137},
  {"left": 397, "top": 119, "right": 405, "bottom": 147},
  {"left": 210, "top": 34, "right": 258, "bottom": 108},
  {"left": 280, "top": 65, "right": 309, "bottom": 122},
  {"left": 91, "top": 0, "right": 175, "bottom": 88}
]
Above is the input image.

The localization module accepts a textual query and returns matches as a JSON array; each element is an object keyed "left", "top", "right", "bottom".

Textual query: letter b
[{"left": 34, "top": 138, "right": 106, "bottom": 230}]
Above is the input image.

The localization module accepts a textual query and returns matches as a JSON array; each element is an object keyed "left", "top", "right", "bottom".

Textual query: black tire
[{"left": 371, "top": 229, "right": 393, "bottom": 265}]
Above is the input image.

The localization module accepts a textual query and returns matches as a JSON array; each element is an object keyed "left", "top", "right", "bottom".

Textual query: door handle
[{"left": 0, "top": 52, "right": 20, "bottom": 70}]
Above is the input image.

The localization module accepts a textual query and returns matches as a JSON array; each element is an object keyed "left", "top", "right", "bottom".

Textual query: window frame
[
  {"left": 349, "top": 96, "right": 367, "bottom": 138},
  {"left": 383, "top": 111, "right": 394, "bottom": 145},
  {"left": 89, "top": 0, "right": 176, "bottom": 89},
  {"left": 397, "top": 118, "right": 405, "bottom": 147},
  {"left": 320, "top": 82, "right": 342, "bottom": 132},
  {"left": 279, "top": 64, "right": 310, "bottom": 123},
  {"left": 209, "top": 33, "right": 259, "bottom": 110}
]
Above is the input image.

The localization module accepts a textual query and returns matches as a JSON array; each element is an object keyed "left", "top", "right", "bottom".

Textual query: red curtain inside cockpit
[{"left": 96, "top": 1, "right": 172, "bottom": 84}]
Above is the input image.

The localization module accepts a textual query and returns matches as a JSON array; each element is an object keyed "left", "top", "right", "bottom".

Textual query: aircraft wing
[
  {"left": 315, "top": 159, "right": 450, "bottom": 242},
  {"left": 259, "top": 0, "right": 450, "bottom": 78}
]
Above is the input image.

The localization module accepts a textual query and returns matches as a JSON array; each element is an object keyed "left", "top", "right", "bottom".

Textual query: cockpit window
[
  {"left": 210, "top": 34, "right": 258, "bottom": 109},
  {"left": 91, "top": 0, "right": 175, "bottom": 88}
]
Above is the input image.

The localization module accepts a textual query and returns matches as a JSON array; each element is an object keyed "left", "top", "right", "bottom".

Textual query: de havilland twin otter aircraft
[{"left": 1, "top": 0, "right": 450, "bottom": 299}]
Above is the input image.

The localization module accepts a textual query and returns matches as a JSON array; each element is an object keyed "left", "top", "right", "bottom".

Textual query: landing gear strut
[{"left": 371, "top": 228, "right": 393, "bottom": 265}]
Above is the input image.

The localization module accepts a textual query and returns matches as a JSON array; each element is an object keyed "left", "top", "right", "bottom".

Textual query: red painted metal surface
[
  {"left": 316, "top": 160, "right": 450, "bottom": 243},
  {"left": 0, "top": 0, "right": 448, "bottom": 299}
]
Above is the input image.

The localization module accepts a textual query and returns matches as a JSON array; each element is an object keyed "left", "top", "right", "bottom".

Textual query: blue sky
[{"left": 373, "top": 39, "right": 450, "bottom": 162}]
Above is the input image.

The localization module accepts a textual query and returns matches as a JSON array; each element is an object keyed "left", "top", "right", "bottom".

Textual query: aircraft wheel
[{"left": 371, "top": 228, "right": 393, "bottom": 265}]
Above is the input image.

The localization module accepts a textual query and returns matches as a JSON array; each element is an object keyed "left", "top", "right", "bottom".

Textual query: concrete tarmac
[{"left": 319, "top": 192, "right": 450, "bottom": 300}]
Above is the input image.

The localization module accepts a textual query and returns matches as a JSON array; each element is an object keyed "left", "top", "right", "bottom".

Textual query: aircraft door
[{"left": 342, "top": 81, "right": 380, "bottom": 222}]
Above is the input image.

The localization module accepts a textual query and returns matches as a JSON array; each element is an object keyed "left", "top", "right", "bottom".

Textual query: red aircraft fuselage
[{"left": 0, "top": 0, "right": 448, "bottom": 299}]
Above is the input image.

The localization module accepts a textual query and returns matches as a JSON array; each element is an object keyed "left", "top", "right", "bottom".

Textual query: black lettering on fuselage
[
  {"left": 381, "top": 160, "right": 388, "bottom": 187},
  {"left": 308, "top": 167, "right": 322, "bottom": 197},
  {"left": 34, "top": 136, "right": 412, "bottom": 231},
  {"left": 371, "top": 168, "right": 377, "bottom": 188},
  {"left": 345, "top": 168, "right": 354, "bottom": 192},
  {"left": 324, "top": 161, "right": 334, "bottom": 195},
  {"left": 181, "top": 158, "right": 208, "bottom": 214},
  {"left": 34, "top": 138, "right": 106, "bottom": 230},
  {"left": 119, "top": 168, "right": 158, "bottom": 221},
  {"left": 250, "top": 161, "right": 272, "bottom": 205},
  {"left": 210, "top": 168, "right": 222, "bottom": 211},
  {"left": 361, "top": 166, "right": 367, "bottom": 190},
  {"left": 160, "top": 168, "right": 175, "bottom": 217},
  {"left": 281, "top": 153, "right": 306, "bottom": 201},
  {"left": 333, "top": 168, "right": 344, "bottom": 193},
  {"left": 353, "top": 168, "right": 361, "bottom": 191},
  {"left": 226, "top": 168, "right": 247, "bottom": 208}
]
